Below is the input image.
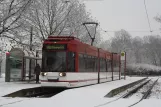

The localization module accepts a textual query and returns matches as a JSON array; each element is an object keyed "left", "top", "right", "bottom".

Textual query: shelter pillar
[{"left": 5, "top": 52, "right": 10, "bottom": 82}]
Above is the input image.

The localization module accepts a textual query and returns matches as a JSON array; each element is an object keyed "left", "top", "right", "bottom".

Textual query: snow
[
  {"left": 1, "top": 73, "right": 5, "bottom": 78},
  {"left": 0, "top": 78, "right": 41, "bottom": 97},
  {"left": 148, "top": 77, "right": 161, "bottom": 99},
  {"left": 114, "top": 79, "right": 149, "bottom": 98},
  {"left": 134, "top": 99, "right": 161, "bottom": 107},
  {"left": 130, "top": 80, "right": 153, "bottom": 99},
  {"left": 127, "top": 63, "right": 161, "bottom": 72},
  {"left": 0, "top": 76, "right": 161, "bottom": 107}
]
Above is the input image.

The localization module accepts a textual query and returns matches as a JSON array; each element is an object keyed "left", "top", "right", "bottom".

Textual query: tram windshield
[{"left": 42, "top": 51, "right": 66, "bottom": 72}]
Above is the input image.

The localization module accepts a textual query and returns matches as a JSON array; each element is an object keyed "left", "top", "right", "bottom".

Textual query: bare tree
[
  {"left": 0, "top": 0, "right": 100, "bottom": 53},
  {"left": 99, "top": 39, "right": 112, "bottom": 51},
  {"left": 0, "top": 0, "right": 32, "bottom": 76},
  {"left": 0, "top": 0, "right": 32, "bottom": 36},
  {"left": 111, "top": 29, "right": 132, "bottom": 53},
  {"left": 155, "top": 15, "right": 161, "bottom": 23},
  {"left": 11, "top": 0, "right": 100, "bottom": 51},
  {"left": 19, "top": 0, "right": 90, "bottom": 40},
  {"left": 110, "top": 29, "right": 133, "bottom": 64},
  {"left": 131, "top": 37, "right": 143, "bottom": 63},
  {"left": 143, "top": 35, "right": 161, "bottom": 65}
]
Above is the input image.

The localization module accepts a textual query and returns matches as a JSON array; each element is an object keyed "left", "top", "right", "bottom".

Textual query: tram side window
[
  {"left": 79, "top": 54, "right": 86, "bottom": 72},
  {"left": 113, "top": 59, "right": 119, "bottom": 72},
  {"left": 113, "top": 59, "right": 116, "bottom": 72},
  {"left": 83, "top": 54, "right": 87, "bottom": 70},
  {"left": 79, "top": 54, "right": 97, "bottom": 72},
  {"left": 113, "top": 60, "right": 116, "bottom": 67},
  {"left": 86, "top": 55, "right": 97, "bottom": 72},
  {"left": 94, "top": 57, "right": 98, "bottom": 72},
  {"left": 100, "top": 58, "right": 106, "bottom": 72},
  {"left": 67, "top": 52, "right": 75, "bottom": 72},
  {"left": 107, "top": 59, "right": 111, "bottom": 72},
  {"left": 86, "top": 56, "right": 89, "bottom": 71},
  {"left": 92, "top": 56, "right": 97, "bottom": 72},
  {"left": 86, "top": 56, "right": 92, "bottom": 72},
  {"left": 93, "top": 56, "right": 97, "bottom": 72}
]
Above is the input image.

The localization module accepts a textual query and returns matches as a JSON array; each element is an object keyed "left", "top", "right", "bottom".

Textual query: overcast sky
[{"left": 82, "top": 0, "right": 161, "bottom": 40}]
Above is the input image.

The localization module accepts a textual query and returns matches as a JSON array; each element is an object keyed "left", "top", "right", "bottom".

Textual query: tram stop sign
[{"left": 121, "top": 51, "right": 125, "bottom": 60}]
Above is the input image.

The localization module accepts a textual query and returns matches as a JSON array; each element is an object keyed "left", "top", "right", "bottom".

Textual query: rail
[
  {"left": 122, "top": 79, "right": 151, "bottom": 98},
  {"left": 95, "top": 78, "right": 150, "bottom": 107},
  {"left": 128, "top": 78, "right": 159, "bottom": 107}
]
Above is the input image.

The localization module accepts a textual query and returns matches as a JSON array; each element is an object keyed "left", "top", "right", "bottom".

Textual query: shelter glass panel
[
  {"left": 31, "top": 59, "right": 36, "bottom": 76},
  {"left": 9, "top": 57, "right": 22, "bottom": 79},
  {"left": 25, "top": 59, "right": 30, "bottom": 77}
]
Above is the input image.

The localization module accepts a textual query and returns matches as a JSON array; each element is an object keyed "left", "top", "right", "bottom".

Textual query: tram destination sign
[{"left": 44, "top": 44, "right": 67, "bottom": 50}]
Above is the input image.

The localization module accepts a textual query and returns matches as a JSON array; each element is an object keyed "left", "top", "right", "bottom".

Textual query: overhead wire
[
  {"left": 89, "top": 0, "right": 157, "bottom": 36},
  {"left": 101, "top": 30, "right": 160, "bottom": 33},
  {"left": 144, "top": 0, "right": 153, "bottom": 35}
]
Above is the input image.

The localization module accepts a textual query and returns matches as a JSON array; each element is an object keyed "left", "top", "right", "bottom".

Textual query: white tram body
[{"left": 40, "top": 72, "right": 120, "bottom": 88}]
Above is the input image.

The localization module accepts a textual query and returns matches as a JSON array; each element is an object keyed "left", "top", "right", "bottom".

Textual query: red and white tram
[{"left": 40, "top": 36, "right": 121, "bottom": 88}]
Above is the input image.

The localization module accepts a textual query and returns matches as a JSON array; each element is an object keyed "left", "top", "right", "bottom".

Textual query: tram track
[
  {"left": 95, "top": 78, "right": 159, "bottom": 107},
  {"left": 128, "top": 78, "right": 159, "bottom": 107},
  {"left": 122, "top": 79, "right": 151, "bottom": 98}
]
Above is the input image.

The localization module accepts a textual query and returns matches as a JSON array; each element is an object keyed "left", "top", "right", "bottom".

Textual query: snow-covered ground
[
  {"left": 0, "top": 76, "right": 161, "bottom": 107},
  {"left": 149, "top": 77, "right": 161, "bottom": 99}
]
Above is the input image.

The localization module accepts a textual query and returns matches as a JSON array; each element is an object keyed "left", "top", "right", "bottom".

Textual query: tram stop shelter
[{"left": 5, "top": 48, "right": 42, "bottom": 82}]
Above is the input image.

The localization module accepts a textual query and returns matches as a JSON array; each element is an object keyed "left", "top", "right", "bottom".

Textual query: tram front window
[{"left": 42, "top": 51, "right": 66, "bottom": 72}]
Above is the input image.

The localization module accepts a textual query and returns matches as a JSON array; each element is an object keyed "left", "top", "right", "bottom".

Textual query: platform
[{"left": 0, "top": 76, "right": 152, "bottom": 107}]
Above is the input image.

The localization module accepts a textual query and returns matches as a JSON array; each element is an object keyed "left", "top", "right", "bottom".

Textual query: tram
[{"left": 40, "top": 36, "right": 121, "bottom": 87}]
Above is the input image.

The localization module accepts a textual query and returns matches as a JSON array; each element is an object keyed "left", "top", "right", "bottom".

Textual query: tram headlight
[
  {"left": 41, "top": 72, "right": 47, "bottom": 76},
  {"left": 43, "top": 72, "right": 47, "bottom": 76},
  {"left": 59, "top": 72, "right": 66, "bottom": 77}
]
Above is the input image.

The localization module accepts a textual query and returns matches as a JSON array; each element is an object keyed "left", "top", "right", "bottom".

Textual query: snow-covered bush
[{"left": 126, "top": 63, "right": 161, "bottom": 75}]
